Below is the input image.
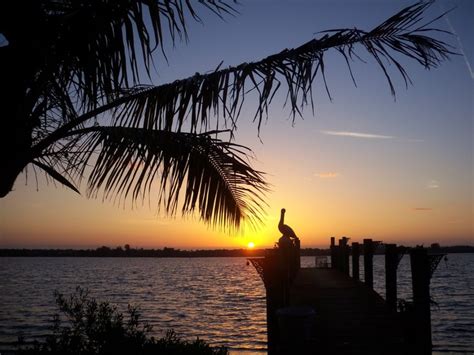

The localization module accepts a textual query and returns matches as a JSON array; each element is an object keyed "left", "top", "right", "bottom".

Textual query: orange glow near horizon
[
  {"left": 1, "top": 2, "right": 473, "bottom": 249},
  {"left": 0, "top": 169, "right": 472, "bottom": 250}
]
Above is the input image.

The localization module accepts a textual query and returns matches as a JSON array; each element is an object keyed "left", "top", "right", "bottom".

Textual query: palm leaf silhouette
[
  {"left": 0, "top": 1, "right": 455, "bottom": 230},
  {"left": 72, "top": 1, "right": 451, "bottom": 135},
  {"left": 58, "top": 127, "right": 266, "bottom": 229},
  {"left": 32, "top": 160, "right": 81, "bottom": 194}
]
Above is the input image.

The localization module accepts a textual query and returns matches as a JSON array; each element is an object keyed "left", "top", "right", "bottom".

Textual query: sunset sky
[{"left": 1, "top": 0, "right": 473, "bottom": 249}]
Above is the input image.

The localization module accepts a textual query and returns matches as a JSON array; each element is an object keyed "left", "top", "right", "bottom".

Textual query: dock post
[
  {"left": 341, "top": 237, "right": 350, "bottom": 275},
  {"left": 352, "top": 242, "right": 360, "bottom": 280},
  {"left": 330, "top": 237, "right": 336, "bottom": 269},
  {"left": 337, "top": 238, "right": 343, "bottom": 272},
  {"left": 332, "top": 238, "right": 341, "bottom": 271},
  {"left": 294, "top": 238, "right": 301, "bottom": 271},
  {"left": 363, "top": 239, "right": 374, "bottom": 288},
  {"left": 410, "top": 247, "right": 432, "bottom": 354},
  {"left": 385, "top": 244, "right": 398, "bottom": 312},
  {"left": 266, "top": 283, "right": 279, "bottom": 355},
  {"left": 256, "top": 250, "right": 293, "bottom": 355}
]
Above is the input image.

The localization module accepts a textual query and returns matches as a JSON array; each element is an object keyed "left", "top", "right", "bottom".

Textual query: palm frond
[
  {"left": 32, "top": 160, "right": 81, "bottom": 194},
  {"left": 11, "top": 1, "right": 456, "bottom": 230},
  {"left": 87, "top": 0, "right": 453, "bottom": 135},
  {"left": 33, "top": 1, "right": 454, "bottom": 157},
  {"left": 66, "top": 127, "right": 267, "bottom": 229},
  {"left": 1, "top": 0, "right": 237, "bottom": 116}
]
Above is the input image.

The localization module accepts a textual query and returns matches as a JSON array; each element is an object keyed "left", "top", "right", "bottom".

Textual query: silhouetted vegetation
[
  {"left": 17, "top": 287, "right": 227, "bottom": 355},
  {"left": 2, "top": 245, "right": 470, "bottom": 257},
  {"left": 1, "top": 1, "right": 453, "bottom": 230},
  {"left": 0, "top": 246, "right": 264, "bottom": 257},
  {"left": 0, "top": 246, "right": 328, "bottom": 257}
]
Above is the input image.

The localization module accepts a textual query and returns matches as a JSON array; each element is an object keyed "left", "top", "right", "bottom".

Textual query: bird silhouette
[{"left": 278, "top": 208, "right": 298, "bottom": 240}]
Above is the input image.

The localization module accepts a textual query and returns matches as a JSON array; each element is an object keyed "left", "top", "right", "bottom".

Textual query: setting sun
[{"left": 247, "top": 242, "right": 255, "bottom": 249}]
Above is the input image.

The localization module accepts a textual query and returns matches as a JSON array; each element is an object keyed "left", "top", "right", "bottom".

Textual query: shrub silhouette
[{"left": 18, "top": 287, "right": 227, "bottom": 355}]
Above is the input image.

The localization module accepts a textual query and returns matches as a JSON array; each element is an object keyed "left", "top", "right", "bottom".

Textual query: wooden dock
[
  {"left": 289, "top": 268, "right": 405, "bottom": 354},
  {"left": 249, "top": 238, "right": 445, "bottom": 355}
]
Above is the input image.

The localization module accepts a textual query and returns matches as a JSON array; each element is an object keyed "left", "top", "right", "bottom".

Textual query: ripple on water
[{"left": 0, "top": 255, "right": 473, "bottom": 353}]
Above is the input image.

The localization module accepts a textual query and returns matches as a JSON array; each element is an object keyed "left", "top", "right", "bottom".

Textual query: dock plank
[{"left": 287, "top": 268, "right": 406, "bottom": 354}]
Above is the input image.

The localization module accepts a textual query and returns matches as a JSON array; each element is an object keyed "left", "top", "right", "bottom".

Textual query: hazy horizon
[{"left": 1, "top": 236, "right": 473, "bottom": 251}]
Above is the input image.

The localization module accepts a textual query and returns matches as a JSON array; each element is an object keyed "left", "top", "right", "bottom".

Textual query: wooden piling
[
  {"left": 294, "top": 238, "right": 301, "bottom": 270},
  {"left": 266, "top": 281, "right": 280, "bottom": 355},
  {"left": 341, "top": 237, "right": 350, "bottom": 275},
  {"left": 338, "top": 238, "right": 343, "bottom": 272},
  {"left": 333, "top": 243, "right": 342, "bottom": 272},
  {"left": 385, "top": 244, "right": 398, "bottom": 312},
  {"left": 261, "top": 257, "right": 287, "bottom": 355},
  {"left": 363, "top": 239, "right": 374, "bottom": 288},
  {"left": 330, "top": 237, "right": 336, "bottom": 269},
  {"left": 352, "top": 242, "right": 360, "bottom": 281},
  {"left": 410, "top": 247, "right": 432, "bottom": 354}
]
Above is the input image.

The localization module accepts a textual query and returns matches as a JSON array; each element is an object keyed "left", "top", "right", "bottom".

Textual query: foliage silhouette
[
  {"left": 17, "top": 287, "right": 228, "bottom": 355},
  {"left": 0, "top": 1, "right": 453, "bottom": 229}
]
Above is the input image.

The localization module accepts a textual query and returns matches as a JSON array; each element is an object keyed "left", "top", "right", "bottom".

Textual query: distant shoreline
[{"left": 1, "top": 245, "right": 473, "bottom": 257}]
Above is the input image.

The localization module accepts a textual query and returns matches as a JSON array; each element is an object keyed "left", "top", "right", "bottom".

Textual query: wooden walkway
[
  {"left": 285, "top": 268, "right": 406, "bottom": 354},
  {"left": 250, "top": 241, "right": 441, "bottom": 354}
]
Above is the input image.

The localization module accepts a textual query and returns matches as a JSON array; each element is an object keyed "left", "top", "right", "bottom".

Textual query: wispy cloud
[
  {"left": 314, "top": 172, "right": 340, "bottom": 179},
  {"left": 427, "top": 180, "right": 440, "bottom": 189},
  {"left": 321, "top": 130, "right": 394, "bottom": 139},
  {"left": 445, "top": 14, "right": 474, "bottom": 80},
  {"left": 413, "top": 207, "right": 433, "bottom": 211}
]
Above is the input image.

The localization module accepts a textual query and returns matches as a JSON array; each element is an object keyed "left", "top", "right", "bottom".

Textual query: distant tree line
[
  {"left": 0, "top": 245, "right": 328, "bottom": 257},
  {"left": 1, "top": 244, "right": 472, "bottom": 257},
  {"left": 0, "top": 246, "right": 263, "bottom": 258}
]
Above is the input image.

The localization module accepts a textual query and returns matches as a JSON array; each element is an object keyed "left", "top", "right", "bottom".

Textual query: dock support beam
[
  {"left": 410, "top": 247, "right": 432, "bottom": 355},
  {"left": 330, "top": 237, "right": 336, "bottom": 269},
  {"left": 338, "top": 237, "right": 350, "bottom": 275},
  {"left": 266, "top": 282, "right": 282, "bottom": 355},
  {"left": 385, "top": 244, "right": 398, "bottom": 312},
  {"left": 352, "top": 242, "right": 360, "bottom": 281},
  {"left": 363, "top": 239, "right": 374, "bottom": 289},
  {"left": 342, "top": 237, "right": 350, "bottom": 275},
  {"left": 294, "top": 238, "right": 301, "bottom": 270},
  {"left": 249, "top": 240, "right": 302, "bottom": 355}
]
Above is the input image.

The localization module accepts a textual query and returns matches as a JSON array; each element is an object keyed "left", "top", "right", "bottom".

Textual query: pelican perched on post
[{"left": 278, "top": 208, "right": 298, "bottom": 240}]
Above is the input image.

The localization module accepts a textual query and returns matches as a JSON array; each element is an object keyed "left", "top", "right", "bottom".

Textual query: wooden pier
[{"left": 249, "top": 238, "right": 445, "bottom": 355}]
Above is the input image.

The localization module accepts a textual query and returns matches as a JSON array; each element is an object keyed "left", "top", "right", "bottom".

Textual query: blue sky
[{"left": 1, "top": 0, "right": 472, "bottom": 248}]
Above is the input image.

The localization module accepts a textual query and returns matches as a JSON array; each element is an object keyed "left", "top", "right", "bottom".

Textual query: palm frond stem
[{"left": 60, "top": 126, "right": 267, "bottom": 229}]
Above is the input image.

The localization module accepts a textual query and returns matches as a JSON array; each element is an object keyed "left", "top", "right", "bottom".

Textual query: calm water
[{"left": 0, "top": 255, "right": 473, "bottom": 353}]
